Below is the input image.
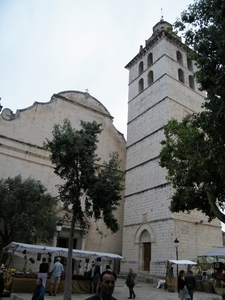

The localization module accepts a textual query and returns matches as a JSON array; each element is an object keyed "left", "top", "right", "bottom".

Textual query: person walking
[
  {"left": 178, "top": 270, "right": 189, "bottom": 300},
  {"left": 32, "top": 278, "right": 45, "bottom": 300},
  {"left": 38, "top": 258, "right": 49, "bottom": 288},
  {"left": 185, "top": 270, "right": 196, "bottom": 300},
  {"left": 91, "top": 257, "right": 102, "bottom": 293},
  {"left": 49, "top": 257, "right": 64, "bottom": 296},
  {"left": 125, "top": 268, "right": 136, "bottom": 299},
  {"left": 85, "top": 271, "right": 117, "bottom": 300}
]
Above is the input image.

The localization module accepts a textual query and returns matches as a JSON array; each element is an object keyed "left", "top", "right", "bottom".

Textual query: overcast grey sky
[
  {"left": 1, "top": 1, "right": 225, "bottom": 230},
  {"left": 0, "top": 0, "right": 194, "bottom": 137}
]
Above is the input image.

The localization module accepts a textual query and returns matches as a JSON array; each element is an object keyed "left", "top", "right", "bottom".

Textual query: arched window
[
  {"left": 139, "top": 61, "right": 144, "bottom": 75},
  {"left": 187, "top": 58, "right": 193, "bottom": 71},
  {"left": 147, "top": 53, "right": 153, "bottom": 66},
  {"left": 148, "top": 71, "right": 154, "bottom": 85},
  {"left": 178, "top": 69, "right": 184, "bottom": 83},
  {"left": 176, "top": 51, "right": 183, "bottom": 64},
  {"left": 138, "top": 78, "right": 144, "bottom": 93},
  {"left": 189, "top": 75, "right": 195, "bottom": 89}
]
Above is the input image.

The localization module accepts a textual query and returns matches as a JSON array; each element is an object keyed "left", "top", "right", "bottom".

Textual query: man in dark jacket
[
  {"left": 85, "top": 271, "right": 117, "bottom": 300},
  {"left": 185, "top": 270, "right": 196, "bottom": 300},
  {"left": 32, "top": 278, "right": 45, "bottom": 300},
  {"left": 38, "top": 257, "right": 49, "bottom": 288}
]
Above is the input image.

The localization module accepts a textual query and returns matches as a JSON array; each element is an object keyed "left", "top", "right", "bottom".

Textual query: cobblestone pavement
[{"left": 3, "top": 278, "right": 223, "bottom": 300}]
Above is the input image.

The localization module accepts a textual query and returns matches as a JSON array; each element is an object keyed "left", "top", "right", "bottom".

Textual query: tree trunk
[{"left": 63, "top": 211, "right": 76, "bottom": 300}]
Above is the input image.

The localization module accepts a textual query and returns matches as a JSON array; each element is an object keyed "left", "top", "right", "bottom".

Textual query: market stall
[
  {"left": 3, "top": 241, "right": 123, "bottom": 261},
  {"left": 197, "top": 246, "right": 225, "bottom": 297},
  {"left": 10, "top": 277, "right": 91, "bottom": 294},
  {"left": 1, "top": 241, "right": 123, "bottom": 295},
  {"left": 165, "top": 259, "right": 197, "bottom": 292}
]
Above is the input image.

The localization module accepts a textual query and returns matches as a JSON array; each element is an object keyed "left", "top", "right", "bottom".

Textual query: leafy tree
[
  {"left": 159, "top": 115, "right": 225, "bottom": 223},
  {"left": 159, "top": 0, "right": 225, "bottom": 224},
  {"left": 174, "top": 0, "right": 225, "bottom": 141},
  {"left": 0, "top": 175, "right": 58, "bottom": 251},
  {"left": 44, "top": 119, "right": 124, "bottom": 300}
]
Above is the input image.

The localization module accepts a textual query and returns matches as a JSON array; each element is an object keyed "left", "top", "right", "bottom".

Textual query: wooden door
[{"left": 143, "top": 242, "right": 151, "bottom": 271}]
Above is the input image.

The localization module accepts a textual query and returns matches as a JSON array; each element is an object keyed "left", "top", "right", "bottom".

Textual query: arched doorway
[
  {"left": 141, "top": 230, "right": 151, "bottom": 271},
  {"left": 135, "top": 224, "right": 156, "bottom": 272}
]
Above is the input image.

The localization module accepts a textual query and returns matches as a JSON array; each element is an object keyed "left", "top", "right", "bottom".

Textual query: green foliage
[
  {"left": 44, "top": 118, "right": 124, "bottom": 300},
  {"left": 44, "top": 119, "right": 124, "bottom": 233},
  {"left": 0, "top": 175, "right": 58, "bottom": 249},
  {"left": 174, "top": 0, "right": 225, "bottom": 101},
  {"left": 159, "top": 113, "right": 225, "bottom": 223},
  {"left": 160, "top": 116, "right": 211, "bottom": 218},
  {"left": 174, "top": 0, "right": 225, "bottom": 144},
  {"left": 159, "top": 0, "right": 225, "bottom": 224},
  {"left": 86, "top": 152, "right": 123, "bottom": 233}
]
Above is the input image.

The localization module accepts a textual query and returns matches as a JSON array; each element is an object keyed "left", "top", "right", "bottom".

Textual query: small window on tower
[
  {"left": 147, "top": 53, "right": 153, "bottom": 66},
  {"left": 178, "top": 68, "right": 184, "bottom": 83},
  {"left": 176, "top": 51, "right": 183, "bottom": 64},
  {"left": 189, "top": 75, "right": 195, "bottom": 89},
  {"left": 187, "top": 58, "right": 193, "bottom": 71},
  {"left": 148, "top": 71, "right": 154, "bottom": 85},
  {"left": 138, "top": 78, "right": 144, "bottom": 93},
  {"left": 139, "top": 61, "right": 144, "bottom": 75}
]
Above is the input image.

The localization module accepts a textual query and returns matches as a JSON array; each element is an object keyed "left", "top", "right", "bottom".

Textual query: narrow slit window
[
  {"left": 178, "top": 69, "right": 184, "bottom": 83},
  {"left": 187, "top": 58, "right": 193, "bottom": 71},
  {"left": 147, "top": 53, "right": 153, "bottom": 66},
  {"left": 148, "top": 71, "right": 154, "bottom": 85},
  {"left": 189, "top": 75, "right": 195, "bottom": 89},
  {"left": 176, "top": 51, "right": 183, "bottom": 64},
  {"left": 139, "top": 78, "right": 144, "bottom": 92},
  {"left": 139, "top": 61, "right": 144, "bottom": 75}
]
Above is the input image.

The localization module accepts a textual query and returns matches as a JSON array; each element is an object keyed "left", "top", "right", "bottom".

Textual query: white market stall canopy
[
  {"left": 168, "top": 260, "right": 197, "bottom": 265},
  {"left": 3, "top": 241, "right": 123, "bottom": 260},
  {"left": 198, "top": 246, "right": 225, "bottom": 259}
]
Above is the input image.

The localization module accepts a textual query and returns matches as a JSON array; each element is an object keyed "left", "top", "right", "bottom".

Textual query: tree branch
[{"left": 206, "top": 191, "right": 225, "bottom": 223}]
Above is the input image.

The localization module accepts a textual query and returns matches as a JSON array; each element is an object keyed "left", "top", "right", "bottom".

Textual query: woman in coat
[
  {"left": 125, "top": 268, "right": 136, "bottom": 299},
  {"left": 178, "top": 270, "right": 189, "bottom": 300}
]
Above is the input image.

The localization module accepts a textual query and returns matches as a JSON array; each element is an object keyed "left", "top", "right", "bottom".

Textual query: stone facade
[
  {"left": 0, "top": 20, "right": 223, "bottom": 278},
  {"left": 0, "top": 91, "right": 126, "bottom": 258},
  {"left": 121, "top": 20, "right": 223, "bottom": 277}
]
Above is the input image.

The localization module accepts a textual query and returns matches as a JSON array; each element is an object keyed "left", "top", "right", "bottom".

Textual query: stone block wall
[
  {"left": 0, "top": 91, "right": 126, "bottom": 256},
  {"left": 122, "top": 21, "right": 222, "bottom": 277}
]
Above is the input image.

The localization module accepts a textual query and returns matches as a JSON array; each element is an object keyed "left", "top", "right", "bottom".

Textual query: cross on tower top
[{"left": 160, "top": 8, "right": 164, "bottom": 21}]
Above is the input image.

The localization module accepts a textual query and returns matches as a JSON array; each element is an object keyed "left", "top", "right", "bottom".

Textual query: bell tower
[{"left": 122, "top": 19, "right": 222, "bottom": 276}]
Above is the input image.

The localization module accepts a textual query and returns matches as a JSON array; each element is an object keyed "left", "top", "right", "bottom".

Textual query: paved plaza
[{"left": 5, "top": 278, "right": 223, "bottom": 300}]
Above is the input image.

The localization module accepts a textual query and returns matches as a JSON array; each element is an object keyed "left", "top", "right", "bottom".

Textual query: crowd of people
[
  {"left": 29, "top": 256, "right": 137, "bottom": 300},
  {"left": 31, "top": 256, "right": 64, "bottom": 300},
  {"left": 31, "top": 257, "right": 119, "bottom": 300},
  {"left": 3, "top": 259, "right": 222, "bottom": 300}
]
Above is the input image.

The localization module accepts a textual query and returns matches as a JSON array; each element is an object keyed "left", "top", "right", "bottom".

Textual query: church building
[
  {"left": 0, "top": 19, "right": 223, "bottom": 278},
  {"left": 121, "top": 19, "right": 222, "bottom": 276},
  {"left": 0, "top": 90, "right": 126, "bottom": 272}
]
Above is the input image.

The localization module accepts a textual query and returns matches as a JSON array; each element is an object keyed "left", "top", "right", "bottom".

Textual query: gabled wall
[{"left": 0, "top": 90, "right": 126, "bottom": 257}]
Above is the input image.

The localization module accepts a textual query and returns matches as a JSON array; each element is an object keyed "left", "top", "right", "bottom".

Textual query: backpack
[{"left": 94, "top": 265, "right": 101, "bottom": 275}]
